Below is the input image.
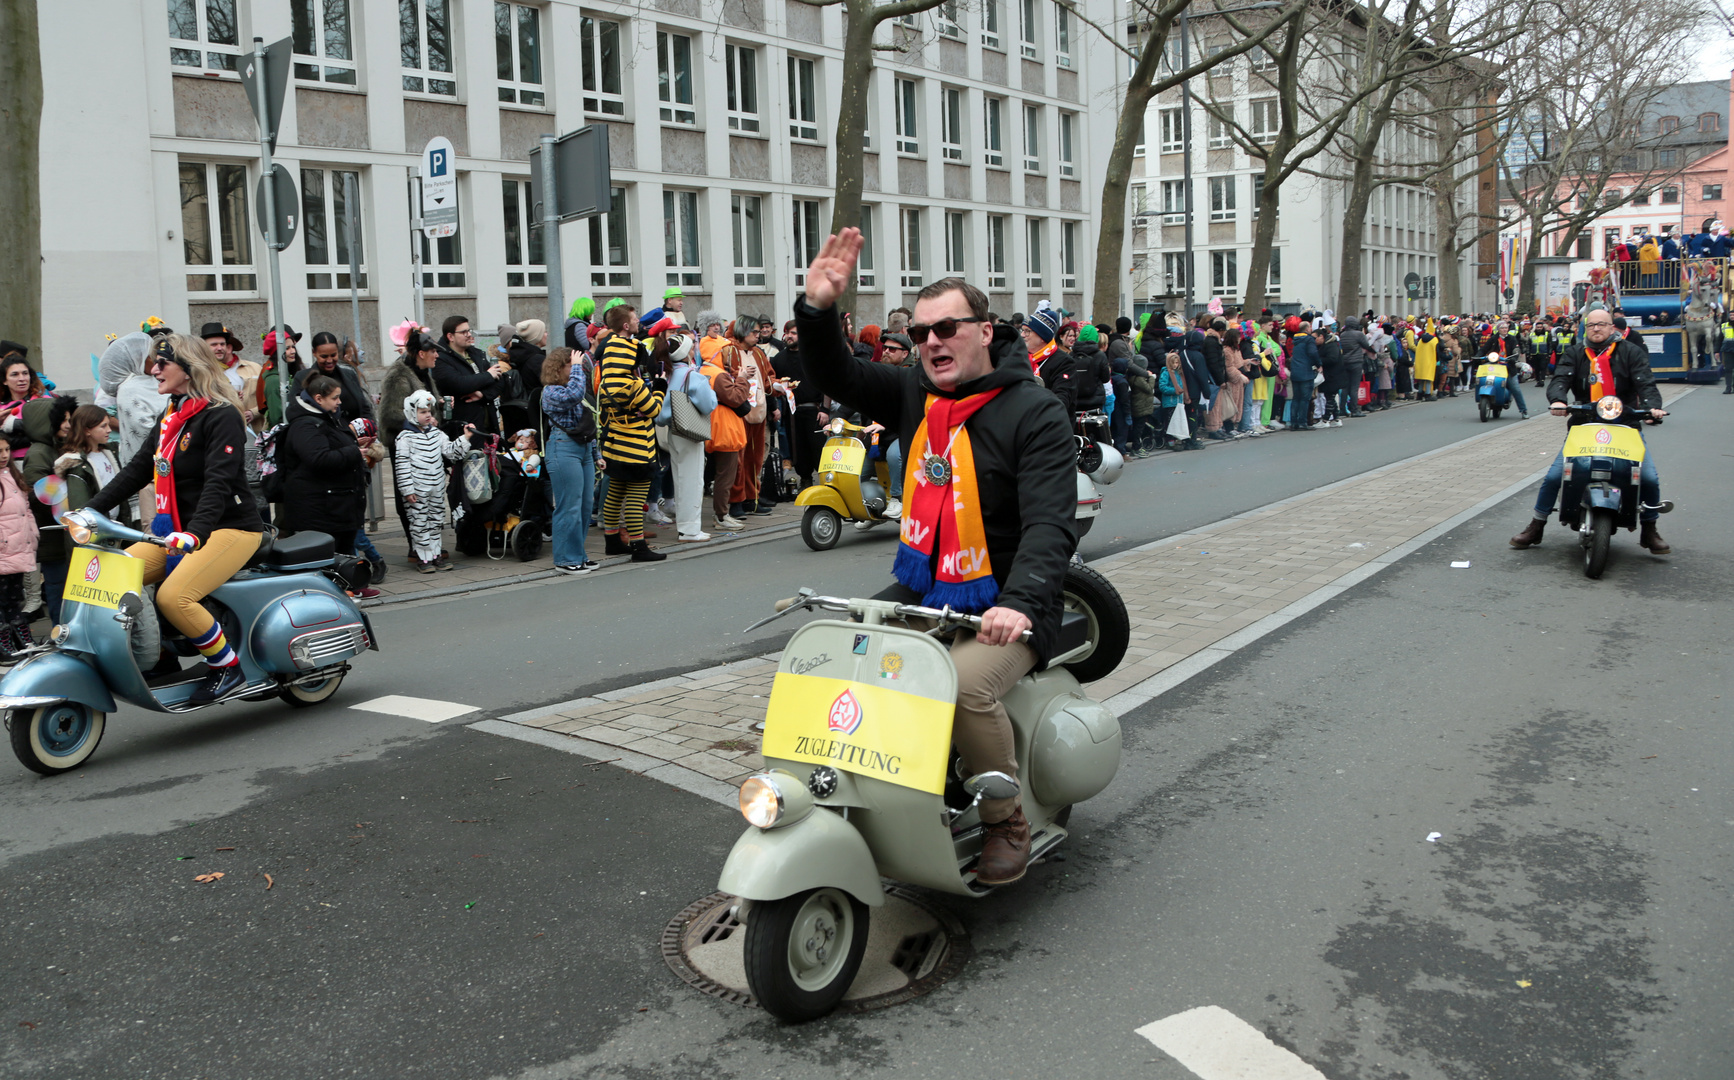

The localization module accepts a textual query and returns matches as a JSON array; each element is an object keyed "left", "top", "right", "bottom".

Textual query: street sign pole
[
  {"left": 409, "top": 166, "right": 426, "bottom": 328},
  {"left": 246, "top": 36, "right": 292, "bottom": 428},
  {"left": 538, "top": 134, "right": 564, "bottom": 351}
]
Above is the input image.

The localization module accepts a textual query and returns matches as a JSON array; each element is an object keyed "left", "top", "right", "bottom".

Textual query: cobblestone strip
[{"left": 478, "top": 391, "right": 1692, "bottom": 795}]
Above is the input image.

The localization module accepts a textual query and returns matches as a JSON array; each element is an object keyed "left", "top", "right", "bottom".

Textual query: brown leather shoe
[
  {"left": 975, "top": 807, "right": 1031, "bottom": 886},
  {"left": 1639, "top": 522, "right": 1671, "bottom": 554},
  {"left": 1509, "top": 518, "right": 1546, "bottom": 549}
]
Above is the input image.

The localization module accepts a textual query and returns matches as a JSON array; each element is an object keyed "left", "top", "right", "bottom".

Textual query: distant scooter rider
[{"left": 1509, "top": 308, "right": 1670, "bottom": 554}]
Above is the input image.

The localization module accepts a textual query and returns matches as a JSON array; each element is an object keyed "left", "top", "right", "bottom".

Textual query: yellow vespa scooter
[{"left": 795, "top": 418, "right": 896, "bottom": 550}]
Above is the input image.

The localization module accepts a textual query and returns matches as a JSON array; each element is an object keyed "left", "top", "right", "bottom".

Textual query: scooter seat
[
  {"left": 252, "top": 530, "right": 336, "bottom": 570},
  {"left": 1055, "top": 609, "right": 1090, "bottom": 655}
]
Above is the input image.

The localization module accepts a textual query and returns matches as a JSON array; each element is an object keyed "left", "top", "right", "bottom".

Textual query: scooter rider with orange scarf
[
  {"left": 795, "top": 230, "right": 1078, "bottom": 886},
  {"left": 74, "top": 335, "right": 265, "bottom": 704}
]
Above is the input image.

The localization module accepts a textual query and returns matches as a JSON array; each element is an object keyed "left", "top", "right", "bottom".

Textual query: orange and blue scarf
[{"left": 893, "top": 390, "right": 1002, "bottom": 612}]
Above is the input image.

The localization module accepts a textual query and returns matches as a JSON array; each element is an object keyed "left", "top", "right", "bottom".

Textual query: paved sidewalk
[{"left": 483, "top": 390, "right": 1690, "bottom": 795}]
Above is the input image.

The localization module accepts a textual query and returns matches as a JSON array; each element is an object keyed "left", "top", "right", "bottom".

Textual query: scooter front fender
[
  {"left": 718, "top": 807, "right": 885, "bottom": 907},
  {"left": 1584, "top": 483, "right": 1624, "bottom": 512},
  {"left": 0, "top": 652, "right": 117, "bottom": 714},
  {"left": 794, "top": 486, "right": 851, "bottom": 517}
]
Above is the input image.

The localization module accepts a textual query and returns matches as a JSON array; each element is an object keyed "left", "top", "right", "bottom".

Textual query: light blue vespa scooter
[{"left": 2, "top": 510, "right": 379, "bottom": 774}]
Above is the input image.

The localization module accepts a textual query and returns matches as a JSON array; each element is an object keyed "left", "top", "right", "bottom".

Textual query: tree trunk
[
  {"left": 1433, "top": 181, "right": 1463, "bottom": 315},
  {"left": 1334, "top": 154, "right": 1377, "bottom": 318},
  {"left": 1090, "top": 85, "right": 1154, "bottom": 323},
  {"left": 829, "top": 3, "right": 880, "bottom": 317},
  {"left": 1512, "top": 207, "right": 1546, "bottom": 315},
  {"left": 1241, "top": 164, "right": 1285, "bottom": 312},
  {"left": 0, "top": 0, "right": 42, "bottom": 358}
]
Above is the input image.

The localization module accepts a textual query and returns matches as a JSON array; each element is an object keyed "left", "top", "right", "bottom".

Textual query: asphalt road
[{"left": 3, "top": 387, "right": 1728, "bottom": 1077}]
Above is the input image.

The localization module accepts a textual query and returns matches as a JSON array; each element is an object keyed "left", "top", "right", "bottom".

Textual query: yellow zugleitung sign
[
  {"left": 62, "top": 548, "right": 145, "bottom": 610},
  {"left": 1562, "top": 423, "right": 1645, "bottom": 463},
  {"left": 760, "top": 671, "right": 953, "bottom": 794},
  {"left": 1480, "top": 363, "right": 1508, "bottom": 380},
  {"left": 820, "top": 439, "right": 866, "bottom": 477}
]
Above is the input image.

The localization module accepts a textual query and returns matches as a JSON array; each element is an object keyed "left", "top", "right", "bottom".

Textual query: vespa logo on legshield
[
  {"left": 827, "top": 688, "right": 863, "bottom": 735},
  {"left": 84, "top": 556, "right": 102, "bottom": 583},
  {"left": 1595, "top": 428, "right": 1613, "bottom": 445}
]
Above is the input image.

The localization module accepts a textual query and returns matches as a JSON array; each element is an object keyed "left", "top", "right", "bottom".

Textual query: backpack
[
  {"left": 461, "top": 442, "right": 500, "bottom": 506},
  {"left": 256, "top": 423, "right": 287, "bottom": 501}
]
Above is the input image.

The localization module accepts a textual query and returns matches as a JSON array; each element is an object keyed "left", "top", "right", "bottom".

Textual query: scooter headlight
[
  {"left": 829, "top": 417, "right": 845, "bottom": 435},
  {"left": 65, "top": 517, "right": 94, "bottom": 546},
  {"left": 1596, "top": 396, "right": 1625, "bottom": 420},
  {"left": 739, "top": 771, "right": 814, "bottom": 829}
]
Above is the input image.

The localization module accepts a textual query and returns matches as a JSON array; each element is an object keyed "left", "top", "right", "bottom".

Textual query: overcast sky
[{"left": 1697, "top": 36, "right": 1734, "bottom": 82}]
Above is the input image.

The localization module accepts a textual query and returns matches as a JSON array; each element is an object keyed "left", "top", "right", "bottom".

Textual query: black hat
[
  {"left": 198, "top": 322, "right": 244, "bottom": 350},
  {"left": 1115, "top": 316, "right": 1133, "bottom": 335}
]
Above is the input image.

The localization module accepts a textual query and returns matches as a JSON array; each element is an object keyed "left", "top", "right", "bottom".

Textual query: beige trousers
[{"left": 949, "top": 633, "right": 1037, "bottom": 823}]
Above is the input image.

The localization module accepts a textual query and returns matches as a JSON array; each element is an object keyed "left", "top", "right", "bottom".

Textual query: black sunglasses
[{"left": 906, "top": 317, "right": 986, "bottom": 343}]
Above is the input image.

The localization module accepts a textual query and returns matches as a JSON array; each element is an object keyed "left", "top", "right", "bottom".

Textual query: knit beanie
[
  {"left": 1027, "top": 305, "right": 1062, "bottom": 344},
  {"left": 515, "top": 318, "right": 546, "bottom": 345},
  {"left": 1116, "top": 316, "right": 1134, "bottom": 336},
  {"left": 1078, "top": 325, "right": 1100, "bottom": 344}
]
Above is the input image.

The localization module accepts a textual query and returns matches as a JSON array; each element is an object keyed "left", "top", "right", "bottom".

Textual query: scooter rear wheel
[
  {"left": 800, "top": 507, "right": 843, "bottom": 551},
  {"left": 281, "top": 671, "right": 345, "bottom": 708},
  {"left": 743, "top": 887, "right": 870, "bottom": 1022},
  {"left": 1584, "top": 510, "right": 1613, "bottom": 579},
  {"left": 1059, "top": 563, "right": 1132, "bottom": 684},
  {"left": 9, "top": 702, "right": 106, "bottom": 775}
]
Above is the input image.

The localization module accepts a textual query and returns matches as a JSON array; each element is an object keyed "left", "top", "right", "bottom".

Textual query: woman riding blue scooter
[{"left": 77, "top": 335, "right": 264, "bottom": 705}]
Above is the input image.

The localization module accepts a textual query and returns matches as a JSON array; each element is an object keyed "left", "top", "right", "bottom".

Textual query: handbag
[
  {"left": 668, "top": 369, "right": 712, "bottom": 442},
  {"left": 461, "top": 445, "right": 498, "bottom": 505}
]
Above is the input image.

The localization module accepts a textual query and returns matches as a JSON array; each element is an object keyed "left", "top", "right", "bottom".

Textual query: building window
[
  {"left": 1603, "top": 226, "right": 1621, "bottom": 256},
  {"left": 291, "top": 0, "right": 357, "bottom": 85},
  {"left": 1705, "top": 184, "right": 1724, "bottom": 201},
  {"left": 1058, "top": 112, "right": 1075, "bottom": 177},
  {"left": 1630, "top": 188, "right": 1650, "bottom": 205},
  {"left": 168, "top": 0, "right": 241, "bottom": 73},
  {"left": 496, "top": 2, "right": 545, "bottom": 106},
  {"left": 1160, "top": 178, "right": 1186, "bottom": 225},
  {"left": 900, "top": 207, "right": 923, "bottom": 288},
  {"left": 1130, "top": 184, "right": 1148, "bottom": 219},
  {"left": 1660, "top": 186, "right": 1679, "bottom": 204},
  {"left": 1061, "top": 220, "right": 1077, "bottom": 289},
  {"left": 731, "top": 194, "right": 765, "bottom": 287},
  {"left": 1250, "top": 98, "right": 1278, "bottom": 141},
  {"left": 1017, "top": 0, "right": 1038, "bottom": 59},
  {"left": 937, "top": 0, "right": 963, "bottom": 39},
  {"left": 1054, "top": 3, "right": 1072, "bottom": 67},
  {"left": 944, "top": 211, "right": 967, "bottom": 274},
  {"left": 657, "top": 31, "right": 696, "bottom": 125},
  {"left": 588, "top": 186, "right": 632, "bottom": 288},
  {"left": 787, "top": 56, "right": 819, "bottom": 141},
  {"left": 1159, "top": 107, "right": 1184, "bottom": 153},
  {"left": 1210, "top": 249, "right": 1237, "bottom": 294},
  {"left": 1267, "top": 248, "right": 1281, "bottom": 289},
  {"left": 1207, "top": 106, "right": 1234, "bottom": 150},
  {"left": 1700, "top": 112, "right": 1721, "bottom": 134},
  {"left": 1163, "top": 252, "right": 1188, "bottom": 294},
  {"left": 1575, "top": 233, "right": 1592, "bottom": 260},
  {"left": 1658, "top": 148, "right": 1678, "bottom": 167},
  {"left": 1658, "top": 116, "right": 1679, "bottom": 134},
  {"left": 895, "top": 79, "right": 921, "bottom": 154},
  {"left": 793, "top": 199, "right": 823, "bottom": 286},
  {"left": 987, "top": 214, "right": 1008, "bottom": 288},
  {"left": 301, "top": 168, "right": 366, "bottom": 291},
  {"left": 941, "top": 87, "right": 965, "bottom": 161},
  {"left": 1208, "top": 176, "right": 1235, "bottom": 222},
  {"left": 1250, "top": 45, "right": 1276, "bottom": 72},
  {"left": 726, "top": 44, "right": 761, "bottom": 132},
  {"left": 500, "top": 177, "right": 546, "bottom": 288},
  {"left": 1134, "top": 116, "right": 1145, "bottom": 157},
  {"left": 401, "top": 0, "right": 456, "bottom": 96},
  {"left": 580, "top": 16, "right": 625, "bottom": 116},
  {"left": 1025, "top": 217, "right": 1043, "bottom": 288},
  {"left": 984, "top": 97, "right": 1005, "bottom": 167},
  {"left": 982, "top": 0, "right": 1001, "bottom": 49},
  {"left": 179, "top": 160, "right": 254, "bottom": 293},
  {"left": 1023, "top": 104, "right": 1041, "bottom": 172},
  {"left": 858, "top": 205, "right": 877, "bottom": 288},
  {"left": 663, "top": 189, "right": 702, "bottom": 286}
]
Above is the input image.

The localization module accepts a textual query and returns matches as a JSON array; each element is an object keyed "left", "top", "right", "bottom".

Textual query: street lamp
[{"left": 1178, "top": 1, "right": 1282, "bottom": 315}]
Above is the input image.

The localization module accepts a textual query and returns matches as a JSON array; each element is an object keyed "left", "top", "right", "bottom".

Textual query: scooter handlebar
[{"left": 751, "top": 593, "right": 1032, "bottom": 642}]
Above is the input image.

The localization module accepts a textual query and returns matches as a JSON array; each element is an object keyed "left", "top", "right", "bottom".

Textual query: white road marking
[
  {"left": 351, "top": 695, "right": 478, "bottom": 723},
  {"left": 1136, "top": 1006, "right": 1326, "bottom": 1080}
]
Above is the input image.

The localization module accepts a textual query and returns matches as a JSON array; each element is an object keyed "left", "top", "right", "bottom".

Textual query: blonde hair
[{"left": 163, "top": 334, "right": 243, "bottom": 410}]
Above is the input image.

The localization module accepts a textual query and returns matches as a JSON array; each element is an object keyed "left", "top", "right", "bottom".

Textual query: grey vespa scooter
[
  {"left": 2, "top": 510, "right": 378, "bottom": 774},
  {"left": 717, "top": 568, "right": 1128, "bottom": 1022}
]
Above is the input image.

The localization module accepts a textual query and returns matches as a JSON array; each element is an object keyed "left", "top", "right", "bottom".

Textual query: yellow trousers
[{"left": 125, "top": 529, "right": 261, "bottom": 639}]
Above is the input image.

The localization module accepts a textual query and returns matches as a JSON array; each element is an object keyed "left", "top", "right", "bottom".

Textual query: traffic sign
[
  {"left": 1404, "top": 272, "right": 1422, "bottom": 300},
  {"left": 421, "top": 136, "right": 458, "bottom": 236},
  {"left": 527, "top": 125, "right": 613, "bottom": 225},
  {"left": 240, "top": 37, "right": 292, "bottom": 153},
  {"left": 254, "top": 163, "right": 298, "bottom": 248}
]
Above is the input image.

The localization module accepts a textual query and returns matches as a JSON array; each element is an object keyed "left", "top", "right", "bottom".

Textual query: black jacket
[
  {"left": 434, "top": 343, "right": 501, "bottom": 435},
  {"left": 1547, "top": 338, "right": 1664, "bottom": 412},
  {"left": 795, "top": 298, "right": 1078, "bottom": 667},
  {"left": 278, "top": 394, "right": 367, "bottom": 536},
  {"left": 293, "top": 362, "right": 374, "bottom": 427},
  {"left": 1037, "top": 347, "right": 1079, "bottom": 414},
  {"left": 87, "top": 399, "right": 264, "bottom": 541},
  {"left": 1200, "top": 334, "right": 1228, "bottom": 385},
  {"left": 1071, "top": 341, "right": 1110, "bottom": 411},
  {"left": 1315, "top": 334, "right": 1347, "bottom": 392}
]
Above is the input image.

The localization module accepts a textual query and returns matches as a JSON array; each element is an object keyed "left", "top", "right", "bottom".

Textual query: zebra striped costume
[{"left": 395, "top": 389, "right": 469, "bottom": 562}]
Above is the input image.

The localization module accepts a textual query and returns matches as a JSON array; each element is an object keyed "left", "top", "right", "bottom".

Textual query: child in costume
[{"left": 394, "top": 390, "right": 472, "bottom": 572}]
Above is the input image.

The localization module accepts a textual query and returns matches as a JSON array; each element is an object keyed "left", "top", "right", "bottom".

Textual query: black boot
[
  {"left": 187, "top": 663, "right": 246, "bottom": 705},
  {"left": 603, "top": 532, "right": 631, "bottom": 556},
  {"left": 1509, "top": 518, "right": 1546, "bottom": 549},
  {"left": 1639, "top": 522, "right": 1671, "bottom": 554},
  {"left": 629, "top": 540, "right": 667, "bottom": 562}
]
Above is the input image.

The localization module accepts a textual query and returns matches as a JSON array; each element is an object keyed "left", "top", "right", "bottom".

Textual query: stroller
[{"left": 459, "top": 431, "right": 550, "bottom": 562}]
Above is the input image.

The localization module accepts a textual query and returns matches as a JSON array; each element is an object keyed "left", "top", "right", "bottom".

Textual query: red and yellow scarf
[
  {"left": 1027, "top": 339, "right": 1057, "bottom": 373},
  {"left": 151, "top": 397, "right": 208, "bottom": 564},
  {"left": 1585, "top": 342, "right": 1616, "bottom": 402},
  {"left": 892, "top": 390, "right": 1002, "bottom": 611}
]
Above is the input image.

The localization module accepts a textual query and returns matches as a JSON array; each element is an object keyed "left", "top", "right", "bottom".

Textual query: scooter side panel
[
  {"left": 718, "top": 808, "right": 886, "bottom": 906},
  {"left": 226, "top": 576, "right": 367, "bottom": 675},
  {"left": 0, "top": 652, "right": 117, "bottom": 714}
]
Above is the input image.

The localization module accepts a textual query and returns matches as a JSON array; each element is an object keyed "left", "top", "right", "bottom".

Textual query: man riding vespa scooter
[{"left": 795, "top": 229, "right": 1076, "bottom": 885}]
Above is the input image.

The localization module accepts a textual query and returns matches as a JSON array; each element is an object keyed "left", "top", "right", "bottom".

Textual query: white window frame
[
  {"left": 788, "top": 56, "right": 820, "bottom": 141},
  {"left": 726, "top": 43, "right": 761, "bottom": 133},
  {"left": 900, "top": 207, "right": 923, "bottom": 288},
  {"left": 895, "top": 78, "right": 921, "bottom": 155},
  {"left": 941, "top": 87, "right": 965, "bottom": 161},
  {"left": 1018, "top": 0, "right": 1039, "bottom": 60},
  {"left": 1058, "top": 112, "right": 1075, "bottom": 177},
  {"left": 179, "top": 159, "right": 256, "bottom": 295},
  {"left": 1023, "top": 103, "right": 1041, "bottom": 173},
  {"left": 793, "top": 198, "right": 824, "bottom": 287},
  {"left": 731, "top": 193, "right": 766, "bottom": 287},
  {"left": 1025, "top": 217, "right": 1044, "bottom": 289},
  {"left": 496, "top": 1, "right": 546, "bottom": 107},
  {"left": 982, "top": 0, "right": 1002, "bottom": 49},
  {"left": 664, "top": 188, "right": 703, "bottom": 287},
  {"left": 291, "top": 0, "right": 358, "bottom": 86},
  {"left": 987, "top": 214, "right": 1008, "bottom": 288},
  {"left": 1160, "top": 178, "right": 1186, "bottom": 225},
  {"left": 400, "top": 0, "right": 457, "bottom": 97},
  {"left": 1250, "top": 98, "right": 1278, "bottom": 142},
  {"left": 1163, "top": 252, "right": 1188, "bottom": 294},
  {"left": 858, "top": 204, "right": 878, "bottom": 289},
  {"left": 984, "top": 96, "right": 1005, "bottom": 167},
  {"left": 1207, "top": 106, "right": 1234, "bottom": 150},
  {"left": 168, "top": 0, "right": 242, "bottom": 74},
  {"left": 1134, "top": 115, "right": 1146, "bottom": 157},
  {"left": 579, "top": 14, "right": 626, "bottom": 117},
  {"left": 501, "top": 175, "right": 546, "bottom": 290},
  {"left": 1159, "top": 107, "right": 1184, "bottom": 154},
  {"left": 1267, "top": 247, "right": 1281, "bottom": 290},
  {"left": 1130, "top": 183, "right": 1148, "bottom": 219},
  {"left": 657, "top": 30, "right": 697, "bottom": 125},
  {"left": 1250, "top": 46, "right": 1277, "bottom": 73},
  {"left": 944, "top": 210, "right": 967, "bottom": 274},
  {"left": 937, "top": 0, "right": 963, "bottom": 39},
  {"left": 1054, "top": 3, "right": 1072, "bottom": 68},
  {"left": 301, "top": 166, "right": 368, "bottom": 293},
  {"left": 1210, "top": 249, "right": 1237, "bottom": 295},
  {"left": 588, "top": 185, "right": 633, "bottom": 288},
  {"left": 1060, "top": 220, "right": 1077, "bottom": 289},
  {"left": 1208, "top": 175, "right": 1235, "bottom": 222}
]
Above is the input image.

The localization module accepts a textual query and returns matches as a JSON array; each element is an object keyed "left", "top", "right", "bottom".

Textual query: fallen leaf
[
  {"left": 1642, "top": 755, "right": 1658, "bottom": 760},
  {"left": 263, "top": 873, "right": 274, "bottom": 891},
  {"left": 194, "top": 872, "right": 225, "bottom": 883},
  {"left": 215, "top": 847, "right": 236, "bottom": 852},
  {"left": 1516, "top": 979, "right": 1532, "bottom": 988},
  {"left": 19, "top": 1021, "right": 37, "bottom": 1030},
  {"left": 492, "top": 776, "right": 513, "bottom": 781},
  {"left": 472, "top": 854, "right": 489, "bottom": 858}
]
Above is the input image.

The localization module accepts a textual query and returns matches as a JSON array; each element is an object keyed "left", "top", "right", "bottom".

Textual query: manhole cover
[{"left": 661, "top": 887, "right": 970, "bottom": 1013}]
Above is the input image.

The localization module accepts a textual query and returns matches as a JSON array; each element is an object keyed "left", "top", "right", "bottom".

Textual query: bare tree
[{"left": 0, "top": 0, "right": 40, "bottom": 355}]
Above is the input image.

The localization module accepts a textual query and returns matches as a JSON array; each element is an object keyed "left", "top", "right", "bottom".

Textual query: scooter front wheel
[
  {"left": 9, "top": 702, "right": 106, "bottom": 775},
  {"left": 1584, "top": 511, "right": 1613, "bottom": 579},
  {"left": 1478, "top": 400, "right": 1490, "bottom": 422},
  {"left": 800, "top": 507, "right": 843, "bottom": 551},
  {"left": 281, "top": 671, "right": 345, "bottom": 708},
  {"left": 743, "top": 887, "right": 869, "bottom": 1022}
]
